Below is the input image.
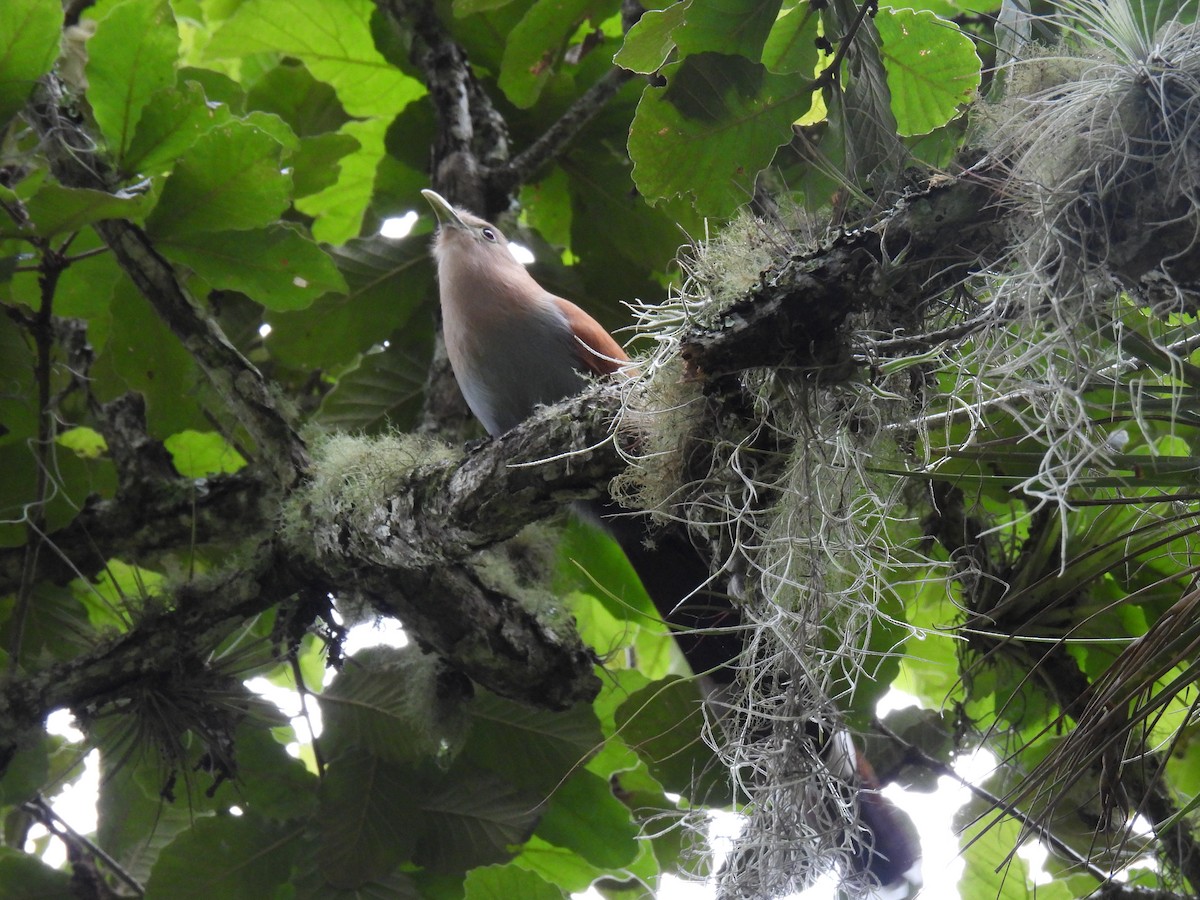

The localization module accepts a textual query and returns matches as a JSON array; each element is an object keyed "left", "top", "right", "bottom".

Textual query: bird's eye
[{"left": 481, "top": 228, "right": 497, "bottom": 242}]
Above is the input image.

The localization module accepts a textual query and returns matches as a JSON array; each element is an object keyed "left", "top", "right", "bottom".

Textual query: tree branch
[
  {"left": 492, "top": 66, "right": 635, "bottom": 193},
  {"left": 678, "top": 171, "right": 1004, "bottom": 379},
  {"left": 24, "top": 78, "right": 309, "bottom": 490},
  {"left": 0, "top": 385, "right": 627, "bottom": 773}
]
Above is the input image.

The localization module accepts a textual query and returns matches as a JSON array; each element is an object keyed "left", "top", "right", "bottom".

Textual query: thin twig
[
  {"left": 8, "top": 242, "right": 64, "bottom": 673},
  {"left": 876, "top": 721, "right": 1113, "bottom": 882},
  {"left": 492, "top": 66, "right": 635, "bottom": 192},
  {"left": 22, "top": 794, "right": 145, "bottom": 897}
]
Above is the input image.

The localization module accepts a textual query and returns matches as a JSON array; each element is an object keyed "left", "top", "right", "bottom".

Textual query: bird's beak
[{"left": 421, "top": 189, "right": 468, "bottom": 230}]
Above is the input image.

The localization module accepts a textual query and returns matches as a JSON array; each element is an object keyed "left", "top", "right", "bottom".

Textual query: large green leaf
[
  {"left": 205, "top": 0, "right": 425, "bottom": 119},
  {"left": 291, "top": 865, "right": 422, "bottom": 900},
  {"left": 0, "top": 441, "right": 115, "bottom": 550},
  {"left": 462, "top": 865, "right": 566, "bottom": 900},
  {"left": 614, "top": 676, "right": 732, "bottom": 806},
  {"left": 103, "top": 277, "right": 206, "bottom": 436},
  {"left": 157, "top": 224, "right": 347, "bottom": 311},
  {"left": 673, "top": 0, "right": 783, "bottom": 60},
  {"left": 533, "top": 770, "right": 638, "bottom": 868},
  {"left": 413, "top": 766, "right": 542, "bottom": 873},
  {"left": 86, "top": 0, "right": 180, "bottom": 159},
  {"left": 144, "top": 120, "right": 294, "bottom": 239},
  {"left": 761, "top": 2, "right": 820, "bottom": 75},
  {"left": 316, "top": 331, "right": 432, "bottom": 432},
  {"left": 0, "top": 848, "right": 72, "bottom": 900},
  {"left": 162, "top": 430, "right": 247, "bottom": 477},
  {"left": 0, "top": 0, "right": 62, "bottom": 130},
  {"left": 614, "top": 4, "right": 686, "bottom": 74},
  {"left": 0, "top": 184, "right": 153, "bottom": 239},
  {"left": 876, "top": 7, "right": 980, "bottom": 136},
  {"left": 245, "top": 61, "right": 350, "bottom": 137},
  {"left": 498, "top": 0, "right": 613, "bottom": 109},
  {"left": 0, "top": 314, "right": 37, "bottom": 448},
  {"left": 629, "top": 53, "right": 812, "bottom": 215},
  {"left": 0, "top": 733, "right": 50, "bottom": 805},
  {"left": 264, "top": 233, "right": 431, "bottom": 370},
  {"left": 316, "top": 750, "right": 425, "bottom": 887},
  {"left": 145, "top": 814, "right": 303, "bottom": 900},
  {"left": 96, "top": 743, "right": 213, "bottom": 885},
  {"left": 319, "top": 646, "right": 470, "bottom": 766},
  {"left": 294, "top": 116, "right": 390, "bottom": 243},
  {"left": 460, "top": 692, "right": 603, "bottom": 795},
  {"left": 122, "top": 82, "right": 234, "bottom": 176}
]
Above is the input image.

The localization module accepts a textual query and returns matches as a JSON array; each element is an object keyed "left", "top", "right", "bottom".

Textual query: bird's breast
[{"left": 442, "top": 296, "right": 585, "bottom": 436}]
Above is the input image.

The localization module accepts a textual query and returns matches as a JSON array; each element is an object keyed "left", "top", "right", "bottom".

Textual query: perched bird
[
  {"left": 421, "top": 188, "right": 919, "bottom": 891},
  {"left": 420, "top": 189, "right": 628, "bottom": 436}
]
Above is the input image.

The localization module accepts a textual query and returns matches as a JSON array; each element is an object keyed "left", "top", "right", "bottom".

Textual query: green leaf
[
  {"left": 44, "top": 231, "right": 122, "bottom": 350},
  {"left": 145, "top": 121, "right": 293, "bottom": 239},
  {"left": 462, "top": 865, "right": 565, "bottom": 900},
  {"left": 57, "top": 426, "right": 108, "bottom": 459},
  {"left": 876, "top": 8, "right": 980, "bottom": 136},
  {"left": 291, "top": 864, "right": 423, "bottom": 900},
  {"left": 629, "top": 53, "right": 812, "bottom": 215},
  {"left": 761, "top": 2, "right": 820, "bottom": 75},
  {"left": 0, "top": 184, "right": 153, "bottom": 239},
  {"left": 0, "top": 734, "right": 50, "bottom": 805},
  {"left": 955, "top": 793, "right": 1031, "bottom": 899},
  {"left": 453, "top": 0, "right": 523, "bottom": 16},
  {"left": 245, "top": 61, "right": 349, "bottom": 137},
  {"left": 317, "top": 334, "right": 432, "bottom": 433},
  {"left": 294, "top": 116, "right": 389, "bottom": 243},
  {"left": 0, "top": 314, "right": 37, "bottom": 448},
  {"left": 519, "top": 169, "right": 573, "bottom": 251},
  {"left": 413, "top": 766, "right": 542, "bottom": 873},
  {"left": 511, "top": 836, "right": 607, "bottom": 893},
  {"left": 614, "top": 676, "right": 731, "bottom": 805},
  {"left": 292, "top": 131, "right": 362, "bottom": 199},
  {"left": 320, "top": 646, "right": 471, "bottom": 765},
  {"left": 104, "top": 277, "right": 206, "bottom": 436},
  {"left": 86, "top": 0, "right": 180, "bottom": 159},
  {"left": 264, "top": 233, "right": 431, "bottom": 370},
  {"left": 70, "top": 559, "right": 164, "bottom": 631},
  {"left": 0, "top": 848, "right": 73, "bottom": 900},
  {"left": 96, "top": 741, "right": 207, "bottom": 885},
  {"left": 158, "top": 224, "right": 347, "bottom": 311},
  {"left": 206, "top": 0, "right": 425, "bottom": 119},
  {"left": 460, "top": 692, "right": 603, "bottom": 795},
  {"left": 0, "top": 440, "right": 114, "bottom": 550},
  {"left": 122, "top": 82, "right": 235, "bottom": 176},
  {"left": 614, "top": 4, "right": 686, "bottom": 74},
  {"left": 0, "top": 0, "right": 62, "bottom": 130},
  {"left": 498, "top": 0, "right": 611, "bottom": 109},
  {"left": 163, "top": 430, "right": 247, "bottom": 477},
  {"left": 316, "top": 749, "right": 425, "bottom": 887},
  {"left": 232, "top": 724, "right": 319, "bottom": 821},
  {"left": 145, "top": 814, "right": 302, "bottom": 900},
  {"left": 534, "top": 771, "right": 638, "bottom": 868},
  {"left": 673, "top": 0, "right": 783, "bottom": 60}
]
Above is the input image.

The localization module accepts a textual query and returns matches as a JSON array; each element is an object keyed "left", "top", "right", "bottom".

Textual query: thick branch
[
  {"left": 0, "top": 385, "right": 627, "bottom": 768},
  {"left": 679, "top": 172, "right": 1004, "bottom": 379},
  {"left": 0, "top": 469, "right": 269, "bottom": 596}
]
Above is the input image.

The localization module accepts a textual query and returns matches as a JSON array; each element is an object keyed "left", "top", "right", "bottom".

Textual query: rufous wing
[{"left": 553, "top": 296, "right": 630, "bottom": 377}]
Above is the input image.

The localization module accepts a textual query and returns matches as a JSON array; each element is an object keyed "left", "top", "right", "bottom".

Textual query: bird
[
  {"left": 420, "top": 189, "right": 628, "bottom": 436},
  {"left": 420, "top": 188, "right": 920, "bottom": 891}
]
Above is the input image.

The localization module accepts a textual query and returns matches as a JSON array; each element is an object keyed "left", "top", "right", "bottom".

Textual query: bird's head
[{"left": 421, "top": 189, "right": 523, "bottom": 278}]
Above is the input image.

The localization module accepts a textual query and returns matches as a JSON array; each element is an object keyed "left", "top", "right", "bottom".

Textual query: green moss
[
  {"left": 280, "top": 431, "right": 460, "bottom": 559},
  {"left": 473, "top": 524, "right": 577, "bottom": 635}
]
